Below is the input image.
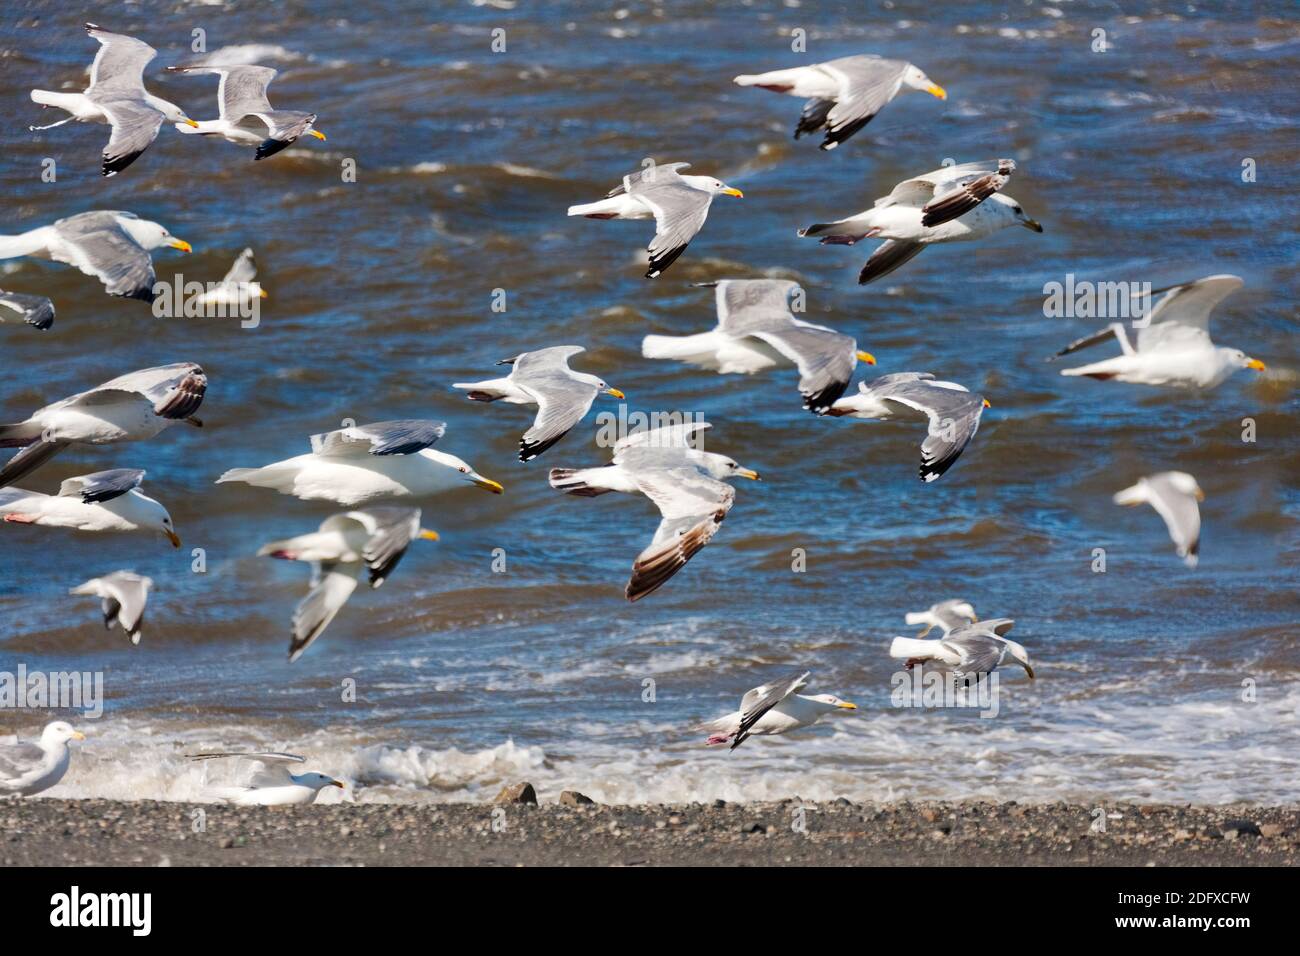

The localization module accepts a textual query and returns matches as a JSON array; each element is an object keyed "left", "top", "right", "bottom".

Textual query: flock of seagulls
[{"left": 0, "top": 21, "right": 1276, "bottom": 787}]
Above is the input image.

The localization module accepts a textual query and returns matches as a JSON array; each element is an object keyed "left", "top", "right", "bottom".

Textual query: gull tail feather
[{"left": 890, "top": 636, "right": 939, "bottom": 660}]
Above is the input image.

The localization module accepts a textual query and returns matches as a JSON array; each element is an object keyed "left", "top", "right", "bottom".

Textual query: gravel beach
[{"left": 5, "top": 798, "right": 1298, "bottom": 867}]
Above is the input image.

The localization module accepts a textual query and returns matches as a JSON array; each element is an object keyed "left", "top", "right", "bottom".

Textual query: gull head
[
  {"left": 304, "top": 114, "right": 326, "bottom": 141},
  {"left": 297, "top": 771, "right": 345, "bottom": 792},
  {"left": 947, "top": 601, "right": 978, "bottom": 624},
  {"left": 157, "top": 99, "right": 199, "bottom": 128},
  {"left": 120, "top": 217, "right": 192, "bottom": 253},
  {"left": 1003, "top": 640, "right": 1035, "bottom": 679},
  {"left": 990, "top": 194, "right": 1042, "bottom": 232},
  {"left": 1164, "top": 470, "right": 1206, "bottom": 502},
  {"left": 902, "top": 64, "right": 946, "bottom": 100},
  {"left": 700, "top": 453, "right": 760, "bottom": 482},
  {"left": 430, "top": 450, "right": 504, "bottom": 494},
  {"left": 42, "top": 721, "right": 86, "bottom": 746},
  {"left": 114, "top": 490, "right": 181, "bottom": 546},
  {"left": 808, "top": 694, "right": 858, "bottom": 712},
  {"left": 1229, "top": 349, "right": 1266, "bottom": 374},
  {"left": 705, "top": 177, "right": 744, "bottom": 199},
  {"left": 574, "top": 371, "right": 624, "bottom": 400}
]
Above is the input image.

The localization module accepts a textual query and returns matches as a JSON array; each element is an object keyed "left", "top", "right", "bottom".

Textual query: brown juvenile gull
[{"left": 734, "top": 55, "right": 946, "bottom": 150}]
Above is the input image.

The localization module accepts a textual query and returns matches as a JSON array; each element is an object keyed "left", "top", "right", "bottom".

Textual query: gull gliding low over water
[
  {"left": 889, "top": 619, "right": 1034, "bottom": 680},
  {"left": 0, "top": 469, "right": 180, "bottom": 547},
  {"left": 1113, "top": 471, "right": 1204, "bottom": 568},
  {"left": 696, "top": 671, "right": 857, "bottom": 750},
  {"left": 167, "top": 63, "right": 327, "bottom": 160},
  {"left": 69, "top": 571, "right": 154, "bottom": 646}
]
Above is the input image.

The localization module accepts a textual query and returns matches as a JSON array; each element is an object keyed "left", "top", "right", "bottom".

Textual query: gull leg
[
  {"left": 3, "top": 514, "right": 38, "bottom": 524},
  {"left": 706, "top": 733, "right": 732, "bottom": 746}
]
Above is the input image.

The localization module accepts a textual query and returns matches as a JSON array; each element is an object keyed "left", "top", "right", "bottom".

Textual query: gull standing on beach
[
  {"left": 642, "top": 279, "right": 877, "bottom": 414},
  {"left": 217, "top": 420, "right": 503, "bottom": 506},
  {"left": 166, "top": 64, "right": 326, "bottom": 160},
  {"left": 453, "top": 346, "right": 625, "bottom": 461},
  {"left": 697, "top": 671, "right": 857, "bottom": 750},
  {"left": 827, "top": 372, "right": 989, "bottom": 482},
  {"left": 29, "top": 23, "right": 199, "bottom": 176},
  {"left": 890, "top": 619, "right": 1034, "bottom": 680},
  {"left": 0, "top": 289, "right": 55, "bottom": 330},
  {"left": 1113, "top": 471, "right": 1204, "bottom": 568},
  {"left": 798, "top": 160, "right": 1041, "bottom": 284},
  {"left": 196, "top": 247, "right": 267, "bottom": 308},
  {"left": 0, "top": 722, "right": 86, "bottom": 797},
  {"left": 1052, "top": 275, "right": 1265, "bottom": 388},
  {"left": 548, "top": 422, "right": 759, "bottom": 601},
  {"left": 906, "top": 599, "right": 978, "bottom": 637},
  {"left": 0, "top": 211, "right": 192, "bottom": 303},
  {"left": 187, "top": 752, "right": 344, "bottom": 805},
  {"left": 734, "top": 55, "right": 946, "bottom": 150},
  {"left": 567, "top": 163, "right": 744, "bottom": 277},
  {"left": 0, "top": 469, "right": 181, "bottom": 547},
  {"left": 257, "top": 506, "right": 440, "bottom": 661},
  {"left": 0, "top": 362, "right": 206, "bottom": 487},
  {"left": 69, "top": 571, "right": 153, "bottom": 646}
]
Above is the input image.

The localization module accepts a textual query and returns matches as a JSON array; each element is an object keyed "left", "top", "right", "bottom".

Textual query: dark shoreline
[{"left": 4, "top": 799, "right": 1298, "bottom": 866}]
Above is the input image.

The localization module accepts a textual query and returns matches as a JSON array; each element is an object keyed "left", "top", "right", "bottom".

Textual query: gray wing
[
  {"left": 1144, "top": 475, "right": 1202, "bottom": 565},
  {"left": 607, "top": 162, "right": 691, "bottom": 198},
  {"left": 628, "top": 170, "right": 713, "bottom": 278},
  {"left": 738, "top": 304, "right": 859, "bottom": 414},
  {"left": 819, "top": 55, "right": 909, "bottom": 149},
  {"left": 712, "top": 279, "right": 801, "bottom": 333},
  {"left": 1048, "top": 324, "right": 1123, "bottom": 361},
  {"left": 310, "top": 419, "right": 446, "bottom": 457},
  {"left": 186, "top": 751, "right": 304, "bottom": 764},
  {"left": 0, "top": 289, "right": 55, "bottom": 330},
  {"left": 872, "top": 378, "right": 987, "bottom": 482},
  {"left": 939, "top": 633, "right": 1005, "bottom": 677},
  {"left": 58, "top": 468, "right": 146, "bottom": 503},
  {"left": 348, "top": 507, "right": 423, "bottom": 588},
  {"left": 511, "top": 347, "right": 596, "bottom": 461},
  {"left": 168, "top": 65, "right": 276, "bottom": 120},
  {"left": 96, "top": 97, "right": 165, "bottom": 176},
  {"left": 920, "top": 159, "right": 1017, "bottom": 228},
  {"left": 1135, "top": 275, "right": 1243, "bottom": 353},
  {"left": 85, "top": 25, "right": 156, "bottom": 95},
  {"left": 733, "top": 670, "right": 811, "bottom": 749},
  {"left": 186, "top": 751, "right": 303, "bottom": 788},
  {"left": 288, "top": 561, "right": 362, "bottom": 662},
  {"left": 613, "top": 421, "right": 711, "bottom": 456},
  {"left": 931, "top": 600, "right": 976, "bottom": 632},
  {"left": 71, "top": 571, "right": 152, "bottom": 643},
  {"left": 0, "top": 740, "right": 47, "bottom": 783},
  {"left": 624, "top": 456, "right": 735, "bottom": 601},
  {"left": 221, "top": 248, "right": 258, "bottom": 285},
  {"left": 93, "top": 362, "right": 207, "bottom": 419},
  {"left": 51, "top": 214, "right": 156, "bottom": 301}
]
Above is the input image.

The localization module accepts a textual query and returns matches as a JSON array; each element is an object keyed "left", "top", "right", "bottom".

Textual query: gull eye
[{"left": 1013, "top": 206, "right": 1022, "bottom": 214}]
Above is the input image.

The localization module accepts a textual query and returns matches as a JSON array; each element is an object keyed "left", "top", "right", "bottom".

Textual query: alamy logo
[
  {"left": 0, "top": 665, "right": 103, "bottom": 718},
  {"left": 49, "top": 886, "right": 151, "bottom": 936},
  {"left": 1042, "top": 273, "right": 1152, "bottom": 324}
]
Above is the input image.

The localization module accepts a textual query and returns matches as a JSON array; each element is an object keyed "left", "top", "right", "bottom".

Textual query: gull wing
[
  {"left": 510, "top": 347, "right": 596, "bottom": 461},
  {"left": 628, "top": 169, "right": 713, "bottom": 277},
  {"left": 85, "top": 25, "right": 156, "bottom": 95},
  {"left": 870, "top": 378, "right": 987, "bottom": 481},
  {"left": 288, "top": 561, "right": 363, "bottom": 662},
  {"left": 311, "top": 420, "right": 446, "bottom": 458},
  {"left": 58, "top": 468, "right": 146, "bottom": 503},
  {"left": 733, "top": 670, "right": 811, "bottom": 749},
  {"left": 1135, "top": 274, "right": 1243, "bottom": 353},
  {"left": 0, "top": 289, "right": 55, "bottom": 330},
  {"left": 818, "top": 56, "right": 909, "bottom": 148},
  {"left": 343, "top": 506, "right": 424, "bottom": 588}
]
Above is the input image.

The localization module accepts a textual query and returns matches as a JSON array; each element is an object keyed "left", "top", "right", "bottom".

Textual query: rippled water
[{"left": 1, "top": 1, "right": 1297, "bottom": 806}]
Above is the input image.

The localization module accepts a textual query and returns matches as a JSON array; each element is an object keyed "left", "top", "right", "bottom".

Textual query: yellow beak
[
  {"left": 603, "top": 387, "right": 626, "bottom": 399},
  {"left": 419, "top": 529, "right": 440, "bottom": 541},
  {"left": 926, "top": 83, "right": 947, "bottom": 100},
  {"left": 309, "top": 130, "right": 327, "bottom": 141},
  {"left": 856, "top": 350, "right": 877, "bottom": 365},
  {"left": 71, "top": 731, "right": 86, "bottom": 741},
  {"left": 169, "top": 239, "right": 192, "bottom": 253},
  {"left": 472, "top": 474, "right": 504, "bottom": 494},
  {"left": 259, "top": 287, "right": 269, "bottom": 299},
  {"left": 837, "top": 701, "right": 858, "bottom": 710},
  {"left": 736, "top": 468, "right": 761, "bottom": 481},
  {"left": 1194, "top": 488, "right": 1206, "bottom": 502},
  {"left": 165, "top": 530, "right": 182, "bottom": 548},
  {"left": 183, "top": 118, "right": 200, "bottom": 128},
  {"left": 982, "top": 398, "right": 991, "bottom": 408},
  {"left": 332, "top": 780, "right": 345, "bottom": 788},
  {"left": 721, "top": 187, "right": 744, "bottom": 198},
  {"left": 1246, "top": 358, "right": 1266, "bottom": 372}
]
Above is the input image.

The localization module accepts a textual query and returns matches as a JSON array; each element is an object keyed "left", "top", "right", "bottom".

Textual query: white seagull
[
  {"left": 906, "top": 599, "right": 978, "bottom": 637},
  {"left": 567, "top": 162, "right": 744, "bottom": 277},
  {"left": 548, "top": 422, "right": 760, "bottom": 601},
  {"left": 258, "top": 506, "right": 440, "bottom": 662},
  {"left": 187, "top": 752, "right": 344, "bottom": 805},
  {"left": 29, "top": 23, "right": 199, "bottom": 176},
  {"left": 797, "top": 160, "right": 1041, "bottom": 284},
  {"left": 69, "top": 571, "right": 154, "bottom": 645},
  {"left": 734, "top": 54, "right": 946, "bottom": 150},
  {"left": 1113, "top": 471, "right": 1204, "bottom": 568},
  {"left": 1052, "top": 275, "right": 1265, "bottom": 388},
  {"left": 828, "top": 372, "right": 990, "bottom": 482},
  {"left": 196, "top": 247, "right": 267, "bottom": 308},
  {"left": 696, "top": 671, "right": 857, "bottom": 750},
  {"left": 0, "top": 469, "right": 181, "bottom": 547},
  {"left": 0, "top": 288, "right": 55, "bottom": 330},
  {"left": 890, "top": 619, "right": 1034, "bottom": 680},
  {"left": 0, "top": 722, "right": 86, "bottom": 797},
  {"left": 217, "top": 419, "right": 503, "bottom": 506},
  {"left": 453, "top": 345, "right": 625, "bottom": 461},
  {"left": 642, "top": 279, "right": 877, "bottom": 414},
  {"left": 0, "top": 211, "right": 192, "bottom": 302},
  {"left": 0, "top": 362, "right": 206, "bottom": 487},
  {"left": 167, "top": 64, "right": 327, "bottom": 160}
]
